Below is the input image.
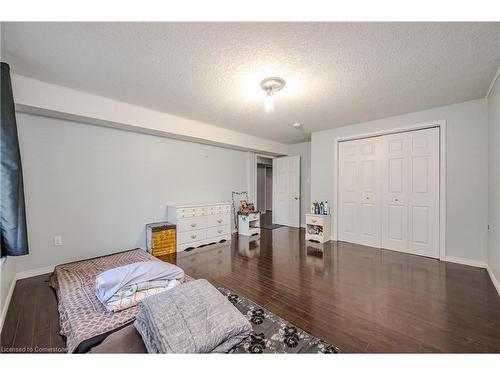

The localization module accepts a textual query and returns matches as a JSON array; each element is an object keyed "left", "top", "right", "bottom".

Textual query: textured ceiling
[{"left": 2, "top": 22, "right": 499, "bottom": 143}]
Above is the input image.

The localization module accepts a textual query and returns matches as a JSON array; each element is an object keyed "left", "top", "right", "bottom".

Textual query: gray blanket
[{"left": 134, "top": 279, "right": 252, "bottom": 353}]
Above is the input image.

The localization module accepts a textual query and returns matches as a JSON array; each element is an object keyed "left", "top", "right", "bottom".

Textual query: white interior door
[
  {"left": 273, "top": 156, "right": 300, "bottom": 227},
  {"left": 408, "top": 128, "right": 439, "bottom": 258},
  {"left": 381, "top": 133, "right": 409, "bottom": 252},
  {"left": 338, "top": 138, "right": 381, "bottom": 247},
  {"left": 338, "top": 141, "right": 359, "bottom": 243},
  {"left": 357, "top": 138, "right": 382, "bottom": 247}
]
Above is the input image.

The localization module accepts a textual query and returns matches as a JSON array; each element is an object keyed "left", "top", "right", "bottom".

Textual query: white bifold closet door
[
  {"left": 338, "top": 137, "right": 382, "bottom": 248},
  {"left": 339, "top": 127, "right": 439, "bottom": 258}
]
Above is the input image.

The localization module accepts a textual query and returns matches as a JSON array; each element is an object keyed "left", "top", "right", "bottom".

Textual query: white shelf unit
[
  {"left": 305, "top": 214, "right": 331, "bottom": 243},
  {"left": 238, "top": 212, "right": 261, "bottom": 236}
]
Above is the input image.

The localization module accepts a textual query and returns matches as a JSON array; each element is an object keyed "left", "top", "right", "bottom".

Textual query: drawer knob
[
  {"left": 312, "top": 219, "right": 317, "bottom": 223},
  {"left": 190, "top": 223, "right": 197, "bottom": 227},
  {"left": 190, "top": 234, "right": 197, "bottom": 239},
  {"left": 217, "top": 219, "right": 222, "bottom": 223},
  {"left": 217, "top": 230, "right": 223, "bottom": 234},
  {"left": 394, "top": 198, "right": 399, "bottom": 202}
]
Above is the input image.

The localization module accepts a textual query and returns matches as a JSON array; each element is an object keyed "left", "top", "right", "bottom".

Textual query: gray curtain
[{"left": 1, "top": 62, "right": 29, "bottom": 257}]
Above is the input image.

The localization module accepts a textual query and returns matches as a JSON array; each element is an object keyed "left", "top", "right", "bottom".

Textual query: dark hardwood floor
[{"left": 2, "top": 225, "right": 500, "bottom": 353}]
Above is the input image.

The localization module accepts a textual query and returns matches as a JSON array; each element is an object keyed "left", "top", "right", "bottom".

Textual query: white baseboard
[
  {"left": 0, "top": 275, "right": 17, "bottom": 333},
  {"left": 445, "top": 256, "right": 486, "bottom": 268},
  {"left": 486, "top": 264, "right": 500, "bottom": 296},
  {"left": 15, "top": 264, "right": 56, "bottom": 280}
]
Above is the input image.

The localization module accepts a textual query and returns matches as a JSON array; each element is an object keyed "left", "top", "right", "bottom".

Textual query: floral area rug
[{"left": 218, "top": 288, "right": 341, "bottom": 354}]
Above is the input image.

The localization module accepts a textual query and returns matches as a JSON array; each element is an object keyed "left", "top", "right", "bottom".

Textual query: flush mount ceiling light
[{"left": 260, "top": 77, "right": 286, "bottom": 112}]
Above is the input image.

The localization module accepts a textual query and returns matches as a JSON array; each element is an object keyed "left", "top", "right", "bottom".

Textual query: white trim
[
  {"left": 15, "top": 264, "right": 56, "bottom": 281},
  {"left": 445, "top": 256, "right": 486, "bottom": 269},
  {"left": 0, "top": 276, "right": 17, "bottom": 333},
  {"left": 333, "top": 120, "right": 447, "bottom": 260},
  {"left": 486, "top": 65, "right": 500, "bottom": 98},
  {"left": 439, "top": 123, "right": 447, "bottom": 261},
  {"left": 486, "top": 264, "right": 500, "bottom": 296},
  {"left": 255, "top": 153, "right": 277, "bottom": 212}
]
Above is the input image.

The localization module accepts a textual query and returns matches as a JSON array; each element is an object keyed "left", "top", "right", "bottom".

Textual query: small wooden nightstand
[{"left": 305, "top": 214, "right": 331, "bottom": 243}]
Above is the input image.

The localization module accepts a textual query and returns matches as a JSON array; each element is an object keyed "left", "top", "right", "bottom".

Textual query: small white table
[
  {"left": 238, "top": 212, "right": 261, "bottom": 236},
  {"left": 305, "top": 214, "right": 331, "bottom": 243}
]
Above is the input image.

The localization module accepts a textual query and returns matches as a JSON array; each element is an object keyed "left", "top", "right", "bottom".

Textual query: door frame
[
  {"left": 254, "top": 153, "right": 276, "bottom": 214},
  {"left": 333, "top": 120, "right": 447, "bottom": 260}
]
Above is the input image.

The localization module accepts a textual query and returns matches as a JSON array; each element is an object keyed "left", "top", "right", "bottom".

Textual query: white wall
[
  {"left": 287, "top": 142, "right": 311, "bottom": 227},
  {"left": 488, "top": 73, "right": 500, "bottom": 292},
  {"left": 311, "top": 99, "right": 489, "bottom": 264},
  {"left": 12, "top": 113, "right": 249, "bottom": 273}
]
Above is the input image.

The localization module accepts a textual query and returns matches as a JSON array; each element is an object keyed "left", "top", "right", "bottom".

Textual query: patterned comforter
[{"left": 49, "top": 249, "right": 192, "bottom": 353}]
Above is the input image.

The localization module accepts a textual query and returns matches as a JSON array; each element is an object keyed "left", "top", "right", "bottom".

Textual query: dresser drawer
[
  {"left": 207, "top": 213, "right": 230, "bottom": 227},
  {"left": 177, "top": 216, "right": 207, "bottom": 232},
  {"left": 177, "top": 207, "right": 205, "bottom": 218},
  {"left": 207, "top": 224, "right": 231, "bottom": 238},
  {"left": 219, "top": 204, "right": 231, "bottom": 211},
  {"left": 205, "top": 205, "right": 222, "bottom": 215},
  {"left": 178, "top": 229, "right": 207, "bottom": 244},
  {"left": 306, "top": 215, "right": 326, "bottom": 226}
]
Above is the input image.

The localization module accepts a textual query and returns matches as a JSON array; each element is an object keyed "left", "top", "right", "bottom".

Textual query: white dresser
[{"left": 167, "top": 202, "right": 232, "bottom": 252}]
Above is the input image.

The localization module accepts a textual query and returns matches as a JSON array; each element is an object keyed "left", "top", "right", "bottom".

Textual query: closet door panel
[
  {"left": 381, "top": 133, "right": 409, "bottom": 251},
  {"left": 408, "top": 128, "right": 439, "bottom": 258},
  {"left": 357, "top": 138, "right": 381, "bottom": 247},
  {"left": 338, "top": 141, "right": 359, "bottom": 243}
]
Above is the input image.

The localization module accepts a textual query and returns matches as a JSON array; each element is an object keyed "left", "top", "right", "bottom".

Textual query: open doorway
[
  {"left": 256, "top": 156, "right": 273, "bottom": 226},
  {"left": 255, "top": 154, "right": 300, "bottom": 229}
]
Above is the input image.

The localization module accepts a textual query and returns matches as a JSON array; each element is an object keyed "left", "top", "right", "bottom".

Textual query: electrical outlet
[{"left": 54, "top": 236, "right": 63, "bottom": 246}]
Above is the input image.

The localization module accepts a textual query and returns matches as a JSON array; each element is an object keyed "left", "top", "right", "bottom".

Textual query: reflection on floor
[{"left": 161, "top": 228, "right": 500, "bottom": 353}]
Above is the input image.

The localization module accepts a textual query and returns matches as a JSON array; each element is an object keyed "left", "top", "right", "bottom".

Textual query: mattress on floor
[{"left": 49, "top": 249, "right": 192, "bottom": 353}]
